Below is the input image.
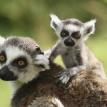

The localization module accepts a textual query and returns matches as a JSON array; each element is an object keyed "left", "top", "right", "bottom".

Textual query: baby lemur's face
[
  {"left": 50, "top": 14, "right": 96, "bottom": 47},
  {"left": 58, "top": 21, "right": 82, "bottom": 47}
]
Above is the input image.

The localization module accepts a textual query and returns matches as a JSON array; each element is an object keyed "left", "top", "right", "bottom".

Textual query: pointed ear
[
  {"left": 50, "top": 14, "right": 61, "bottom": 30},
  {"left": 0, "top": 36, "right": 6, "bottom": 45},
  {"left": 80, "top": 19, "right": 96, "bottom": 40}
]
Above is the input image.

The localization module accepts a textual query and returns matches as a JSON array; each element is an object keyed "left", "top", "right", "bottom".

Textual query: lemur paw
[
  {"left": 34, "top": 54, "right": 50, "bottom": 71},
  {"left": 59, "top": 71, "right": 71, "bottom": 84},
  {"left": 58, "top": 69, "right": 79, "bottom": 85}
]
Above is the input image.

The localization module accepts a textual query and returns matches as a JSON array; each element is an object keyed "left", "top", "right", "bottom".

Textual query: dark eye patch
[
  {"left": 11, "top": 56, "right": 28, "bottom": 69},
  {"left": 0, "top": 51, "right": 7, "bottom": 64},
  {"left": 36, "top": 47, "right": 44, "bottom": 54},
  {"left": 71, "top": 31, "right": 81, "bottom": 39},
  {"left": 60, "top": 29, "right": 69, "bottom": 38}
]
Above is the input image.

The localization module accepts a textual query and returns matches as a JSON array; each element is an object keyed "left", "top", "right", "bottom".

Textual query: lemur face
[
  {"left": 0, "top": 37, "right": 49, "bottom": 83},
  {"left": 59, "top": 22, "right": 82, "bottom": 47},
  {"left": 50, "top": 14, "right": 96, "bottom": 47}
]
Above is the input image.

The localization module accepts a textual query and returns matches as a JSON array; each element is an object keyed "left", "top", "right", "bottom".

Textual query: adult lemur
[
  {"left": 49, "top": 14, "right": 106, "bottom": 84},
  {"left": 0, "top": 36, "right": 64, "bottom": 107},
  {"left": 0, "top": 36, "right": 107, "bottom": 107}
]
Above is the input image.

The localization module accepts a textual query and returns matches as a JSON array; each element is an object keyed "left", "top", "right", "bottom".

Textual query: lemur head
[
  {"left": 0, "top": 36, "right": 49, "bottom": 83},
  {"left": 50, "top": 14, "right": 96, "bottom": 47}
]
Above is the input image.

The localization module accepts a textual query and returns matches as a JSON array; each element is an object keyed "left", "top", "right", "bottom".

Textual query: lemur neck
[{"left": 10, "top": 81, "right": 24, "bottom": 94}]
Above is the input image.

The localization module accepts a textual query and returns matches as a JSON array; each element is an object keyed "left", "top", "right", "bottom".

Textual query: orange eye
[
  {"left": 12, "top": 57, "right": 28, "bottom": 68},
  {"left": 17, "top": 60, "right": 25, "bottom": 66},
  {"left": 0, "top": 55, "right": 5, "bottom": 62}
]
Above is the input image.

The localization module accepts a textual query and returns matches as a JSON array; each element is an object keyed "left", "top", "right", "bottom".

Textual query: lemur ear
[
  {"left": 50, "top": 14, "right": 61, "bottom": 30},
  {"left": 0, "top": 36, "right": 6, "bottom": 45},
  {"left": 80, "top": 19, "right": 96, "bottom": 40}
]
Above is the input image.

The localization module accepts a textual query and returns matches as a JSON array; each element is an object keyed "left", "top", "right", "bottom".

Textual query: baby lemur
[{"left": 49, "top": 14, "right": 106, "bottom": 84}]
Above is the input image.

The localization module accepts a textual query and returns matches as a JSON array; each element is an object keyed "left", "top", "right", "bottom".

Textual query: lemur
[
  {"left": 49, "top": 14, "right": 106, "bottom": 84},
  {"left": 0, "top": 36, "right": 50, "bottom": 91},
  {"left": 0, "top": 36, "right": 107, "bottom": 107}
]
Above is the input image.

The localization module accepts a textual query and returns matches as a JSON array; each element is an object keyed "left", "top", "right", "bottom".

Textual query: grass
[{"left": 0, "top": 81, "right": 11, "bottom": 107}]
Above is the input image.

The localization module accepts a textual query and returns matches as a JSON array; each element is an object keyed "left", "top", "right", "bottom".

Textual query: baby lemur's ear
[
  {"left": 0, "top": 36, "right": 6, "bottom": 45},
  {"left": 80, "top": 19, "right": 96, "bottom": 40},
  {"left": 50, "top": 14, "right": 61, "bottom": 30}
]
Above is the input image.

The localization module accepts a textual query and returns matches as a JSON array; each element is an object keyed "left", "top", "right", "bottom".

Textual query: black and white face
[
  {"left": 0, "top": 37, "right": 49, "bottom": 83},
  {"left": 59, "top": 24, "right": 81, "bottom": 47},
  {"left": 0, "top": 46, "right": 39, "bottom": 83},
  {"left": 50, "top": 14, "right": 96, "bottom": 47}
]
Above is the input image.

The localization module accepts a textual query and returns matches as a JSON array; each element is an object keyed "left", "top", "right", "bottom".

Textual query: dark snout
[
  {"left": 64, "top": 38, "right": 75, "bottom": 47},
  {"left": 0, "top": 66, "right": 17, "bottom": 81}
]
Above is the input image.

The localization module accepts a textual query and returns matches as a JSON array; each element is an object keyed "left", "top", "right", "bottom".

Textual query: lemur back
[{"left": 49, "top": 14, "right": 106, "bottom": 83}]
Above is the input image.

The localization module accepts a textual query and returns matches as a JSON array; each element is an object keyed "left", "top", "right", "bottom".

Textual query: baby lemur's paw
[
  {"left": 58, "top": 68, "right": 79, "bottom": 85},
  {"left": 59, "top": 71, "right": 71, "bottom": 85},
  {"left": 34, "top": 54, "right": 50, "bottom": 71}
]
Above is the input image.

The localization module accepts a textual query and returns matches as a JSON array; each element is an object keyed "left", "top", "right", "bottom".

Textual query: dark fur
[{"left": 12, "top": 62, "right": 107, "bottom": 107}]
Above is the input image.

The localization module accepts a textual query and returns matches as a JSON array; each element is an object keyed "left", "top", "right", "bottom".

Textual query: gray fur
[
  {"left": 62, "top": 18, "right": 83, "bottom": 27},
  {"left": 3, "top": 36, "right": 42, "bottom": 56}
]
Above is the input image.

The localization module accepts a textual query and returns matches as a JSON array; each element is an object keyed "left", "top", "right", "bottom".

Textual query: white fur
[
  {"left": 84, "top": 19, "right": 96, "bottom": 34},
  {"left": 28, "top": 97, "right": 64, "bottom": 107},
  {"left": 64, "top": 24, "right": 80, "bottom": 35},
  {"left": 5, "top": 46, "right": 27, "bottom": 65},
  {"left": 52, "top": 97, "right": 64, "bottom": 107},
  {"left": 0, "top": 46, "right": 26, "bottom": 69},
  {"left": 0, "top": 46, "right": 41, "bottom": 83},
  {"left": 18, "top": 66, "right": 39, "bottom": 83},
  {"left": 50, "top": 14, "right": 62, "bottom": 30},
  {"left": 80, "top": 19, "right": 96, "bottom": 40},
  {"left": 34, "top": 54, "right": 50, "bottom": 71},
  {"left": 0, "top": 36, "right": 5, "bottom": 45}
]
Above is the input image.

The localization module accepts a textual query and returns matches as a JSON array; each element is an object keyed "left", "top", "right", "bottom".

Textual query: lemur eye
[
  {"left": 72, "top": 31, "right": 81, "bottom": 39},
  {"left": 17, "top": 60, "right": 25, "bottom": 66},
  {"left": 60, "top": 29, "right": 69, "bottom": 38},
  {"left": 0, "top": 51, "right": 6, "bottom": 63},
  {"left": 12, "top": 57, "right": 28, "bottom": 69}
]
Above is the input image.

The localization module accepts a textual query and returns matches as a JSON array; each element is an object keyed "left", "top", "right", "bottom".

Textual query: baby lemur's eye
[
  {"left": 60, "top": 29, "right": 69, "bottom": 38},
  {"left": 12, "top": 57, "right": 28, "bottom": 69},
  {"left": 72, "top": 31, "right": 81, "bottom": 39},
  {"left": 0, "top": 51, "right": 7, "bottom": 64}
]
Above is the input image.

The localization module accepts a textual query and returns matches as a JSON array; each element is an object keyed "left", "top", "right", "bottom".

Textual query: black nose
[
  {"left": 0, "top": 66, "right": 17, "bottom": 81},
  {"left": 64, "top": 38, "right": 75, "bottom": 47}
]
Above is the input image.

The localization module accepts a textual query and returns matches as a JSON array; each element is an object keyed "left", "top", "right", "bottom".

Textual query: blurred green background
[{"left": 0, "top": 0, "right": 107, "bottom": 107}]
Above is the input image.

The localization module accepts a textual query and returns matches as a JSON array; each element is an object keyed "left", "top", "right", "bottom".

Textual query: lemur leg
[{"left": 59, "top": 65, "right": 87, "bottom": 84}]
